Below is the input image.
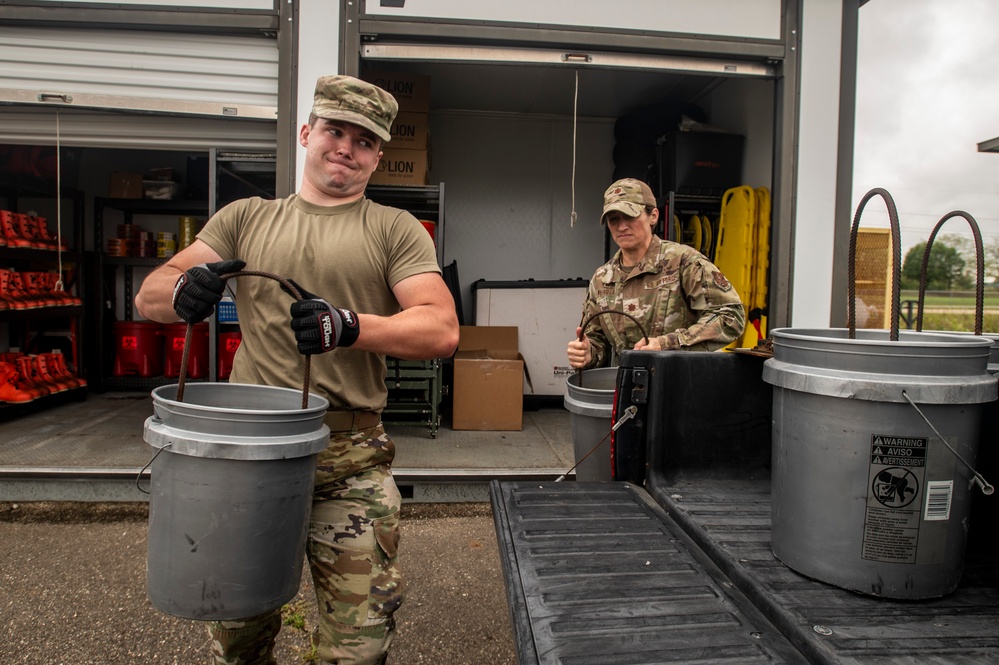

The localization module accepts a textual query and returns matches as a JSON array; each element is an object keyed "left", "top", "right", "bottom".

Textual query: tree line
[{"left": 901, "top": 233, "right": 999, "bottom": 291}]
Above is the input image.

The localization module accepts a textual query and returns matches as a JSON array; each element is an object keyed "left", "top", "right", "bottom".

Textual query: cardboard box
[
  {"left": 362, "top": 69, "right": 431, "bottom": 113},
  {"left": 108, "top": 172, "right": 143, "bottom": 199},
  {"left": 390, "top": 111, "right": 429, "bottom": 150},
  {"left": 452, "top": 326, "right": 524, "bottom": 431},
  {"left": 369, "top": 147, "right": 428, "bottom": 186}
]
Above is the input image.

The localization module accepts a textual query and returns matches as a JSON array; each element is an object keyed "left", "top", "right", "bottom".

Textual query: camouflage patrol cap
[
  {"left": 312, "top": 75, "right": 399, "bottom": 142},
  {"left": 601, "top": 178, "right": 657, "bottom": 224}
]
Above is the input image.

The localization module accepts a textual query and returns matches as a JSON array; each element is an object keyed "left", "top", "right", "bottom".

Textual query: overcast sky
[{"left": 852, "top": 0, "right": 999, "bottom": 257}]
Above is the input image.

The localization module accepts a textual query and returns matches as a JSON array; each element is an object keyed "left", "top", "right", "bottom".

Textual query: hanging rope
[
  {"left": 569, "top": 69, "right": 579, "bottom": 227},
  {"left": 55, "top": 108, "right": 64, "bottom": 292}
]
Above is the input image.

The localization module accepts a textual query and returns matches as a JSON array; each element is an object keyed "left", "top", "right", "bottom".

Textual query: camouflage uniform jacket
[{"left": 581, "top": 236, "right": 746, "bottom": 368}]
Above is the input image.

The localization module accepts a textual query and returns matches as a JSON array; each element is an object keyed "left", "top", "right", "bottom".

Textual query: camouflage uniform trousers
[{"left": 207, "top": 424, "right": 403, "bottom": 665}]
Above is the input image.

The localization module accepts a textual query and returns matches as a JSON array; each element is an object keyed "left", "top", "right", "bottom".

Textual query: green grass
[
  {"left": 894, "top": 290, "right": 999, "bottom": 332},
  {"left": 281, "top": 601, "right": 320, "bottom": 664},
  {"left": 900, "top": 290, "right": 999, "bottom": 309},
  {"left": 901, "top": 312, "right": 999, "bottom": 334}
]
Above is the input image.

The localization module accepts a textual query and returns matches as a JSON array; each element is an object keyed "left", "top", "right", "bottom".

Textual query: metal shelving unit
[
  {"left": 366, "top": 184, "right": 446, "bottom": 437},
  {"left": 366, "top": 183, "right": 445, "bottom": 267},
  {"left": 205, "top": 151, "right": 276, "bottom": 382},
  {"left": 382, "top": 357, "right": 443, "bottom": 437},
  {"left": 1, "top": 174, "right": 88, "bottom": 419},
  {"left": 91, "top": 198, "right": 209, "bottom": 392},
  {"left": 662, "top": 190, "right": 722, "bottom": 259},
  {"left": 91, "top": 150, "right": 276, "bottom": 392}
]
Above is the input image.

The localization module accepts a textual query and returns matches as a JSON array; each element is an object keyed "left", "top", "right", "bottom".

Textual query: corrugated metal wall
[
  {"left": 0, "top": 26, "right": 278, "bottom": 149},
  {"left": 0, "top": 108, "right": 277, "bottom": 152}
]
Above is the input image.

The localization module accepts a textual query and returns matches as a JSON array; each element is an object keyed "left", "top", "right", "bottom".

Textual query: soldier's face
[
  {"left": 606, "top": 209, "right": 656, "bottom": 253},
  {"left": 300, "top": 118, "right": 382, "bottom": 201}
]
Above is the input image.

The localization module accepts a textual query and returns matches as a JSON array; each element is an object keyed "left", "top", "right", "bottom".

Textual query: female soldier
[{"left": 567, "top": 178, "right": 745, "bottom": 369}]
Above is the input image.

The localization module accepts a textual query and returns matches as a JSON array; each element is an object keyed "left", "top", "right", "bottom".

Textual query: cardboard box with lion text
[{"left": 369, "top": 146, "right": 428, "bottom": 186}]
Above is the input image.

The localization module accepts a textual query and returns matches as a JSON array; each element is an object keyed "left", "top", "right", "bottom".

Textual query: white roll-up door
[
  {"left": 0, "top": 108, "right": 277, "bottom": 152},
  {"left": 0, "top": 26, "right": 278, "bottom": 150}
]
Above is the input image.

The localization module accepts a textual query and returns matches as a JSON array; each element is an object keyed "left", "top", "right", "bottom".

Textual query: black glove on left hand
[
  {"left": 172, "top": 259, "right": 246, "bottom": 323},
  {"left": 283, "top": 279, "right": 360, "bottom": 354}
]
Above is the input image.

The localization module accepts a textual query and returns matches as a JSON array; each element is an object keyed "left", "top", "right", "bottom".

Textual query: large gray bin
[
  {"left": 143, "top": 383, "right": 330, "bottom": 620},
  {"left": 763, "top": 328, "right": 996, "bottom": 599}
]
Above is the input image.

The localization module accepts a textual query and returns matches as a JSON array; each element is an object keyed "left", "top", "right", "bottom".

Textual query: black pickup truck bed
[{"left": 491, "top": 352, "right": 999, "bottom": 665}]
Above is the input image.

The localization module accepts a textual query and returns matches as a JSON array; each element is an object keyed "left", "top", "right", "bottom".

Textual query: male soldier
[
  {"left": 567, "top": 178, "right": 744, "bottom": 368},
  {"left": 136, "top": 75, "right": 459, "bottom": 665}
]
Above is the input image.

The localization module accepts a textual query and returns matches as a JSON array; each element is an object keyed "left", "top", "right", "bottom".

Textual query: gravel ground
[{"left": 0, "top": 501, "right": 516, "bottom": 665}]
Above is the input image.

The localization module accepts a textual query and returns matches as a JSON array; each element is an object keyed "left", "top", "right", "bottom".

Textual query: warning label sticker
[
  {"left": 861, "top": 434, "right": 927, "bottom": 563},
  {"left": 862, "top": 509, "right": 920, "bottom": 562},
  {"left": 870, "top": 435, "right": 927, "bottom": 469}
]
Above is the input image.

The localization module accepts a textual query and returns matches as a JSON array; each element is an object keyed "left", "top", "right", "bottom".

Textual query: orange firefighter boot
[
  {"left": 56, "top": 351, "right": 86, "bottom": 389},
  {"left": 15, "top": 356, "right": 51, "bottom": 400},
  {"left": 45, "top": 272, "right": 81, "bottom": 306},
  {"left": 0, "top": 361, "right": 34, "bottom": 403},
  {"left": 32, "top": 354, "right": 71, "bottom": 393},
  {"left": 14, "top": 213, "right": 45, "bottom": 249},
  {"left": 29, "top": 215, "right": 66, "bottom": 251},
  {"left": 1, "top": 210, "right": 33, "bottom": 249},
  {"left": 20, "top": 272, "right": 60, "bottom": 308},
  {"left": 0, "top": 269, "right": 31, "bottom": 310},
  {"left": 6, "top": 271, "right": 44, "bottom": 309},
  {"left": 45, "top": 352, "right": 85, "bottom": 390}
]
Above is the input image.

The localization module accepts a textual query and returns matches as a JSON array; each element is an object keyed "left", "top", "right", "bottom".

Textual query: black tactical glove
[
  {"left": 283, "top": 279, "right": 360, "bottom": 354},
  {"left": 172, "top": 259, "right": 246, "bottom": 323}
]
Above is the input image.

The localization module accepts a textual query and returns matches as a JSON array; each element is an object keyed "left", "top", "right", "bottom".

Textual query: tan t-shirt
[{"left": 197, "top": 194, "right": 440, "bottom": 411}]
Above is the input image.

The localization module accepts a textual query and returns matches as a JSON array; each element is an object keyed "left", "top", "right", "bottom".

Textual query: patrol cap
[
  {"left": 312, "top": 75, "right": 399, "bottom": 143},
  {"left": 601, "top": 178, "right": 657, "bottom": 224}
]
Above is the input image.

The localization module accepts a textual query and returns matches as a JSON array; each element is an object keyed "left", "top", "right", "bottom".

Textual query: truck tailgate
[
  {"left": 648, "top": 475, "right": 999, "bottom": 665},
  {"left": 492, "top": 478, "right": 999, "bottom": 664},
  {"left": 490, "top": 480, "right": 809, "bottom": 664}
]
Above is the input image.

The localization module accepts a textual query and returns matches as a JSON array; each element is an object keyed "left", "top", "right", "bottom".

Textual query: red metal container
[
  {"left": 163, "top": 322, "right": 209, "bottom": 379},
  {"left": 113, "top": 321, "right": 164, "bottom": 377},
  {"left": 217, "top": 331, "right": 242, "bottom": 380}
]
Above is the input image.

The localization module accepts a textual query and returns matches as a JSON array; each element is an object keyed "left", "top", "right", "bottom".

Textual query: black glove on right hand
[
  {"left": 172, "top": 259, "right": 246, "bottom": 323},
  {"left": 289, "top": 299, "right": 359, "bottom": 354},
  {"left": 283, "top": 279, "right": 360, "bottom": 354}
]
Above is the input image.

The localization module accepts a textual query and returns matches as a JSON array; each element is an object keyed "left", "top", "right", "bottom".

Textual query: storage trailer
[
  {"left": 317, "top": 0, "right": 859, "bottom": 330},
  {"left": 0, "top": 0, "right": 860, "bottom": 409}
]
